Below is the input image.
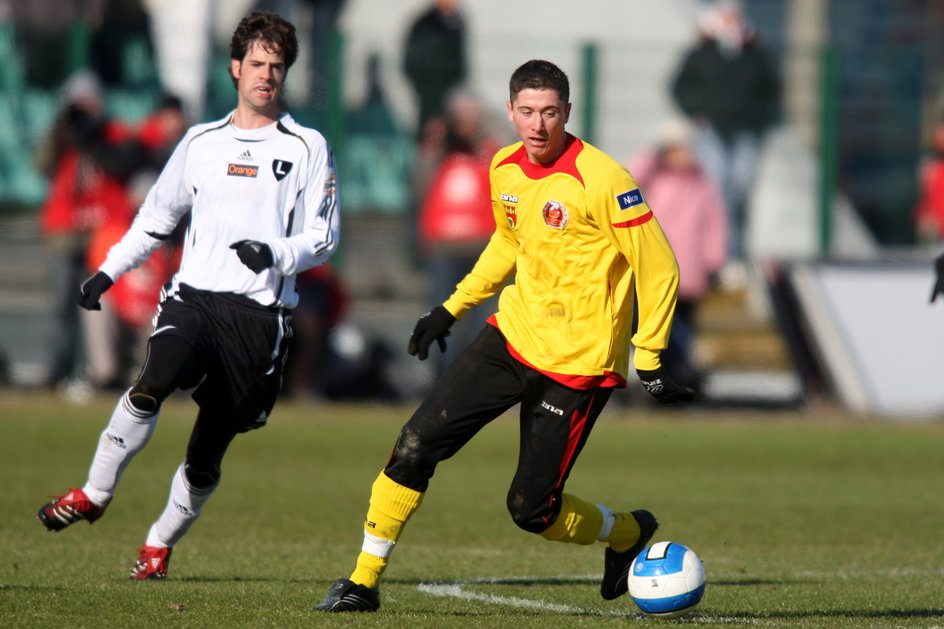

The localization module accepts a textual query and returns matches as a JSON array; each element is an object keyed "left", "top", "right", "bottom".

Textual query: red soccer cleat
[
  {"left": 129, "top": 545, "right": 173, "bottom": 580},
  {"left": 37, "top": 488, "right": 108, "bottom": 531}
]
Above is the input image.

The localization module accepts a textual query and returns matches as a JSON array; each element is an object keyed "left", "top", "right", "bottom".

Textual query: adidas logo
[
  {"left": 150, "top": 557, "right": 161, "bottom": 568},
  {"left": 237, "top": 149, "right": 254, "bottom": 162},
  {"left": 173, "top": 500, "right": 195, "bottom": 516}
]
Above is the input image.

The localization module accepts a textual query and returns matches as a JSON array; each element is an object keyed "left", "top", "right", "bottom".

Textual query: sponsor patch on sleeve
[{"left": 616, "top": 188, "right": 644, "bottom": 210}]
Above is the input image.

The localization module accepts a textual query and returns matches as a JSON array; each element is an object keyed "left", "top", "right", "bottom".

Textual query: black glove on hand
[
  {"left": 230, "top": 240, "right": 274, "bottom": 273},
  {"left": 637, "top": 367, "right": 695, "bottom": 404},
  {"left": 407, "top": 305, "right": 456, "bottom": 360},
  {"left": 931, "top": 253, "right": 944, "bottom": 303},
  {"left": 76, "top": 271, "right": 114, "bottom": 311}
]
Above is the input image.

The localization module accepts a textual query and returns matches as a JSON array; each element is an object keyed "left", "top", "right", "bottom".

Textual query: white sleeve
[
  {"left": 267, "top": 141, "right": 340, "bottom": 275},
  {"left": 99, "top": 133, "right": 194, "bottom": 281}
]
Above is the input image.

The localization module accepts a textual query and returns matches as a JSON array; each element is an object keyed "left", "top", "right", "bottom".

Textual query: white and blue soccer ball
[{"left": 627, "top": 541, "right": 705, "bottom": 619}]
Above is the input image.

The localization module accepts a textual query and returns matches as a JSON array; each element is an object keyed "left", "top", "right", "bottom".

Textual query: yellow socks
[
  {"left": 539, "top": 493, "right": 641, "bottom": 552},
  {"left": 348, "top": 478, "right": 642, "bottom": 587},
  {"left": 605, "top": 509, "right": 642, "bottom": 553},
  {"left": 540, "top": 494, "right": 603, "bottom": 545},
  {"left": 349, "top": 472, "right": 424, "bottom": 588}
]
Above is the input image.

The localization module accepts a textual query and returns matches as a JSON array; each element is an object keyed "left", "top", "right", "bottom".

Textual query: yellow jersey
[{"left": 442, "top": 134, "right": 679, "bottom": 387}]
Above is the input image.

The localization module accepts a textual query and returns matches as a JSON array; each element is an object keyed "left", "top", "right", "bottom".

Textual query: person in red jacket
[
  {"left": 35, "top": 70, "right": 146, "bottom": 389},
  {"left": 136, "top": 93, "right": 187, "bottom": 171},
  {"left": 914, "top": 118, "right": 944, "bottom": 243},
  {"left": 416, "top": 87, "right": 507, "bottom": 375}
]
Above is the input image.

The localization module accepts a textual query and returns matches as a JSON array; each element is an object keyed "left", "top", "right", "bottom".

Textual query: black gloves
[
  {"left": 408, "top": 305, "right": 456, "bottom": 360},
  {"left": 637, "top": 366, "right": 695, "bottom": 404},
  {"left": 230, "top": 240, "right": 274, "bottom": 273},
  {"left": 76, "top": 271, "right": 114, "bottom": 311},
  {"left": 931, "top": 253, "right": 944, "bottom": 303}
]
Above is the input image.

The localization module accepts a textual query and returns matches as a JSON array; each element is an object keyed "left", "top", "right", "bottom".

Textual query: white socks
[
  {"left": 146, "top": 463, "right": 217, "bottom": 548},
  {"left": 84, "top": 390, "right": 158, "bottom": 505},
  {"left": 80, "top": 389, "right": 218, "bottom": 550}
]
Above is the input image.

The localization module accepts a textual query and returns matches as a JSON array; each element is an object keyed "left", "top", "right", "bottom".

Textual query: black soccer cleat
[
  {"left": 600, "top": 509, "right": 659, "bottom": 600},
  {"left": 314, "top": 578, "right": 381, "bottom": 612}
]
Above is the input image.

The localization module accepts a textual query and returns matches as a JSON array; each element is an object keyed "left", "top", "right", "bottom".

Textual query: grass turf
[{"left": 2, "top": 389, "right": 943, "bottom": 628}]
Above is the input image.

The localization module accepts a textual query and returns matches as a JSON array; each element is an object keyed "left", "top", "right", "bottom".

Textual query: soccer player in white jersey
[{"left": 36, "top": 12, "right": 340, "bottom": 580}]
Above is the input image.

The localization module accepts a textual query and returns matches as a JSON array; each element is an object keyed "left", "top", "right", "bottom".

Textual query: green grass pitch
[{"left": 2, "top": 390, "right": 943, "bottom": 628}]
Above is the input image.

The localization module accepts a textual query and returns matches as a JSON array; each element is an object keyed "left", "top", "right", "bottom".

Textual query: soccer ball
[{"left": 627, "top": 541, "right": 705, "bottom": 619}]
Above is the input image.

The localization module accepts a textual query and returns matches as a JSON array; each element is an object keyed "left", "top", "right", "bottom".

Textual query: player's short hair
[
  {"left": 509, "top": 60, "right": 570, "bottom": 104},
  {"left": 229, "top": 11, "right": 298, "bottom": 84}
]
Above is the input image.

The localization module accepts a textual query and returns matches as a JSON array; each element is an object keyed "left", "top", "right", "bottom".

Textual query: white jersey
[{"left": 99, "top": 111, "right": 340, "bottom": 309}]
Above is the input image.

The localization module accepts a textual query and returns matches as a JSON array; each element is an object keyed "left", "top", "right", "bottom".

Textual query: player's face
[
  {"left": 507, "top": 88, "right": 571, "bottom": 165},
  {"left": 231, "top": 40, "right": 286, "bottom": 117}
]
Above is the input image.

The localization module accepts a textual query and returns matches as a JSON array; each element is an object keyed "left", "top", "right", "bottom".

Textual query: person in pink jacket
[{"left": 626, "top": 121, "right": 727, "bottom": 391}]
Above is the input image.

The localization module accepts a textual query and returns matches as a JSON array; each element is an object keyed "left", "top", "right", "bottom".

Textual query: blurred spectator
[
  {"left": 626, "top": 120, "right": 727, "bottom": 390},
  {"left": 411, "top": 85, "right": 508, "bottom": 207},
  {"left": 670, "top": 0, "right": 780, "bottom": 261},
  {"left": 76, "top": 91, "right": 188, "bottom": 390},
  {"left": 136, "top": 93, "right": 188, "bottom": 169},
  {"left": 415, "top": 87, "right": 507, "bottom": 375},
  {"left": 402, "top": 0, "right": 467, "bottom": 139},
  {"left": 34, "top": 70, "right": 147, "bottom": 389},
  {"left": 913, "top": 117, "right": 944, "bottom": 244}
]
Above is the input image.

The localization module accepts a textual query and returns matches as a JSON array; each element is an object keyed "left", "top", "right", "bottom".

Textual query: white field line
[{"left": 417, "top": 576, "right": 771, "bottom": 625}]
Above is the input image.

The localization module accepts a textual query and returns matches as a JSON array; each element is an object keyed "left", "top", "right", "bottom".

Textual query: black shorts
[
  {"left": 153, "top": 284, "right": 292, "bottom": 430},
  {"left": 384, "top": 325, "right": 613, "bottom": 531}
]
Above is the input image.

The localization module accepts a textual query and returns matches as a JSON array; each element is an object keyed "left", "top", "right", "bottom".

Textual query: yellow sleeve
[
  {"left": 595, "top": 181, "right": 680, "bottom": 372},
  {"left": 442, "top": 228, "right": 516, "bottom": 318}
]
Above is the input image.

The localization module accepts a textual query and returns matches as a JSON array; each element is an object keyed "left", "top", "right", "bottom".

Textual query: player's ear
[
  {"left": 563, "top": 102, "right": 572, "bottom": 124},
  {"left": 230, "top": 58, "right": 242, "bottom": 82},
  {"left": 506, "top": 100, "right": 514, "bottom": 122}
]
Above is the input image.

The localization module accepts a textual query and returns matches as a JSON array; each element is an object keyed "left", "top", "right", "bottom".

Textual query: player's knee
[
  {"left": 506, "top": 490, "right": 551, "bottom": 534},
  {"left": 127, "top": 391, "right": 160, "bottom": 414},
  {"left": 384, "top": 427, "right": 435, "bottom": 492},
  {"left": 130, "top": 374, "right": 174, "bottom": 412},
  {"left": 184, "top": 462, "right": 220, "bottom": 490}
]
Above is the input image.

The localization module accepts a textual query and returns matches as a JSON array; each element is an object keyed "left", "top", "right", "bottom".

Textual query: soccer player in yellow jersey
[{"left": 315, "top": 59, "right": 693, "bottom": 613}]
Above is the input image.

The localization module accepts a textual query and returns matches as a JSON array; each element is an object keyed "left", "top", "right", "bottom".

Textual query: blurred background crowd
[{"left": 2, "top": 0, "right": 944, "bottom": 416}]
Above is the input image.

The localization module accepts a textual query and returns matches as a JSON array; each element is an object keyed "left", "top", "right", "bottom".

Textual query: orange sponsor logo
[{"left": 228, "top": 163, "right": 259, "bottom": 178}]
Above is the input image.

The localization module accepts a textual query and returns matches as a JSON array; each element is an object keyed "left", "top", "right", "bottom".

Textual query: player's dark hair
[
  {"left": 229, "top": 12, "right": 298, "bottom": 87},
  {"left": 509, "top": 60, "right": 570, "bottom": 104}
]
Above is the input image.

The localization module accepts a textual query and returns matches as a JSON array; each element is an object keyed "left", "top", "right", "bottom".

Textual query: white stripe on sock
[
  {"left": 596, "top": 504, "right": 615, "bottom": 542},
  {"left": 362, "top": 531, "right": 396, "bottom": 558}
]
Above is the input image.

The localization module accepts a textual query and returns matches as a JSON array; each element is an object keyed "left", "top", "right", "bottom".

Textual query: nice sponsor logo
[
  {"left": 228, "top": 163, "right": 259, "bottom": 178},
  {"left": 617, "top": 188, "right": 644, "bottom": 210}
]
